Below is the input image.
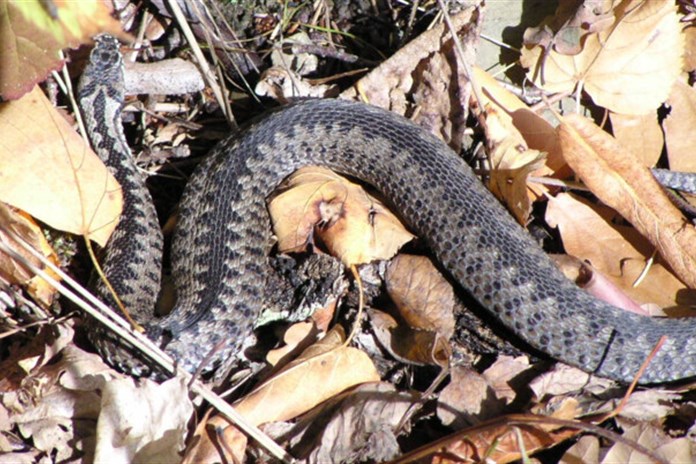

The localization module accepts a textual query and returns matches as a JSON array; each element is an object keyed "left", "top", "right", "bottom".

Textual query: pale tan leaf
[
  {"left": 268, "top": 167, "right": 414, "bottom": 266},
  {"left": 437, "top": 366, "right": 505, "bottom": 428},
  {"left": 529, "top": 363, "right": 614, "bottom": 400},
  {"left": 557, "top": 115, "right": 696, "bottom": 288},
  {"left": 545, "top": 193, "right": 696, "bottom": 311},
  {"left": 265, "top": 321, "right": 318, "bottom": 367},
  {"left": 560, "top": 435, "right": 600, "bottom": 464},
  {"left": 610, "top": 112, "right": 663, "bottom": 167},
  {"left": 664, "top": 79, "right": 696, "bottom": 172},
  {"left": 601, "top": 423, "right": 692, "bottom": 464},
  {"left": 181, "top": 412, "right": 246, "bottom": 464},
  {"left": 94, "top": 377, "right": 193, "bottom": 464},
  {"left": 0, "top": 86, "right": 121, "bottom": 246},
  {"left": 521, "top": 0, "right": 684, "bottom": 114},
  {"left": 685, "top": 26, "right": 696, "bottom": 72},
  {"left": 481, "top": 355, "right": 532, "bottom": 404},
  {"left": 233, "top": 326, "right": 379, "bottom": 426}
]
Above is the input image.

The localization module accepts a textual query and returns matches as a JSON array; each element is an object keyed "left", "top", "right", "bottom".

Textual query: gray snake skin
[{"left": 78, "top": 35, "right": 696, "bottom": 384}]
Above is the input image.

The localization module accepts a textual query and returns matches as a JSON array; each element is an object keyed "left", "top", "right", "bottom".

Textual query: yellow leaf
[
  {"left": 0, "top": 0, "right": 124, "bottom": 99},
  {"left": 0, "top": 203, "right": 59, "bottom": 306},
  {"left": 268, "top": 166, "right": 414, "bottom": 266},
  {"left": 0, "top": 86, "right": 122, "bottom": 246},
  {"left": 520, "top": 0, "right": 683, "bottom": 115}
]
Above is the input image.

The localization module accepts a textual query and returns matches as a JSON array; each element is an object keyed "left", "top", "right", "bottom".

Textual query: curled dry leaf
[
  {"left": 340, "top": 7, "right": 480, "bottom": 151},
  {"left": 520, "top": 0, "right": 683, "bottom": 115},
  {"left": 0, "top": 86, "right": 121, "bottom": 246},
  {"left": 0, "top": 203, "right": 59, "bottom": 306},
  {"left": 471, "top": 66, "right": 566, "bottom": 173},
  {"left": 399, "top": 412, "right": 579, "bottom": 464},
  {"left": 181, "top": 411, "right": 246, "bottom": 464},
  {"left": 437, "top": 366, "right": 506, "bottom": 428},
  {"left": 485, "top": 106, "right": 547, "bottom": 224},
  {"left": 664, "top": 79, "right": 696, "bottom": 172},
  {"left": 557, "top": 115, "right": 696, "bottom": 289},
  {"left": 268, "top": 166, "right": 414, "bottom": 266},
  {"left": 369, "top": 308, "right": 451, "bottom": 367},
  {"left": 385, "top": 254, "right": 455, "bottom": 339},
  {"left": 94, "top": 376, "right": 193, "bottom": 464},
  {"left": 233, "top": 325, "right": 379, "bottom": 426},
  {"left": 286, "top": 382, "right": 418, "bottom": 463},
  {"left": 522, "top": 0, "right": 615, "bottom": 56},
  {"left": 546, "top": 193, "right": 696, "bottom": 312}
]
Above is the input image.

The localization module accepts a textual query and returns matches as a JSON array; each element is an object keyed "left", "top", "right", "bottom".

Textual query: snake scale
[{"left": 78, "top": 35, "right": 696, "bottom": 384}]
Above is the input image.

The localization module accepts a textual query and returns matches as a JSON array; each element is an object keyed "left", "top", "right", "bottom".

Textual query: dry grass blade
[
  {"left": 165, "top": 0, "right": 234, "bottom": 127},
  {"left": 0, "top": 222, "right": 296, "bottom": 463}
]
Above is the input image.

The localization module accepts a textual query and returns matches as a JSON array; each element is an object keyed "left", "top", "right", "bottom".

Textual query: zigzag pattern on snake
[{"left": 78, "top": 34, "right": 696, "bottom": 384}]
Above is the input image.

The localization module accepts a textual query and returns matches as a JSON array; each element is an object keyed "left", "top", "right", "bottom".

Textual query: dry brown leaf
[
  {"left": 471, "top": 67, "right": 565, "bottom": 172},
  {"left": 369, "top": 308, "right": 451, "bottom": 367},
  {"left": 265, "top": 321, "right": 319, "bottom": 367},
  {"left": 664, "top": 79, "right": 696, "bottom": 172},
  {"left": 486, "top": 107, "right": 547, "bottom": 224},
  {"left": 0, "top": 203, "right": 59, "bottom": 306},
  {"left": 286, "top": 382, "right": 417, "bottom": 463},
  {"left": 94, "top": 376, "right": 193, "bottom": 464},
  {"left": 522, "top": 0, "right": 615, "bottom": 56},
  {"left": 546, "top": 193, "right": 696, "bottom": 311},
  {"left": 561, "top": 435, "right": 600, "bottom": 464},
  {"left": 481, "top": 355, "right": 532, "bottom": 404},
  {"left": 233, "top": 326, "right": 379, "bottom": 426},
  {"left": 610, "top": 112, "right": 663, "bottom": 167},
  {"left": 398, "top": 414, "right": 579, "bottom": 464},
  {"left": 181, "top": 412, "right": 246, "bottom": 464},
  {"left": 0, "top": 86, "right": 121, "bottom": 246},
  {"left": 385, "top": 254, "right": 455, "bottom": 339},
  {"left": 601, "top": 423, "right": 692, "bottom": 463},
  {"left": 557, "top": 114, "right": 696, "bottom": 288},
  {"left": 529, "top": 363, "right": 614, "bottom": 400},
  {"left": 520, "top": 0, "right": 683, "bottom": 115},
  {"left": 437, "top": 366, "right": 505, "bottom": 428},
  {"left": 268, "top": 166, "right": 414, "bottom": 266},
  {"left": 340, "top": 7, "right": 480, "bottom": 151}
]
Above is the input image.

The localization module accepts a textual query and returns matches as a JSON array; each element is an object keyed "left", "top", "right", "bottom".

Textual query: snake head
[{"left": 89, "top": 34, "right": 123, "bottom": 69}]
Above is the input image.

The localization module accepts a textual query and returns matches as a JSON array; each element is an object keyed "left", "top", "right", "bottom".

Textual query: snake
[{"left": 77, "top": 34, "right": 696, "bottom": 385}]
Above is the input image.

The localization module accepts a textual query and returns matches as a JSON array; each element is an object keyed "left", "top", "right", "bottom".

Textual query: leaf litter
[{"left": 3, "top": 0, "right": 696, "bottom": 462}]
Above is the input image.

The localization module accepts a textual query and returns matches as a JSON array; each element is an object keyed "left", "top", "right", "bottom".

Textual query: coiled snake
[{"left": 78, "top": 35, "right": 696, "bottom": 384}]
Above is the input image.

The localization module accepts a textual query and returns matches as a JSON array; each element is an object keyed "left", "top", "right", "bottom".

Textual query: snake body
[{"left": 79, "top": 35, "right": 696, "bottom": 384}]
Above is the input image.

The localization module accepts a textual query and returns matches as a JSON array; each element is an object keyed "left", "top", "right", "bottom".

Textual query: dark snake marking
[{"left": 79, "top": 35, "right": 696, "bottom": 384}]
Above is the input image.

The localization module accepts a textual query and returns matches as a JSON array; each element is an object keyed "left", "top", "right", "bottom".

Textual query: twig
[
  {"left": 0, "top": 224, "right": 295, "bottom": 463},
  {"left": 166, "top": 0, "right": 235, "bottom": 128},
  {"left": 436, "top": 0, "right": 485, "bottom": 116}
]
